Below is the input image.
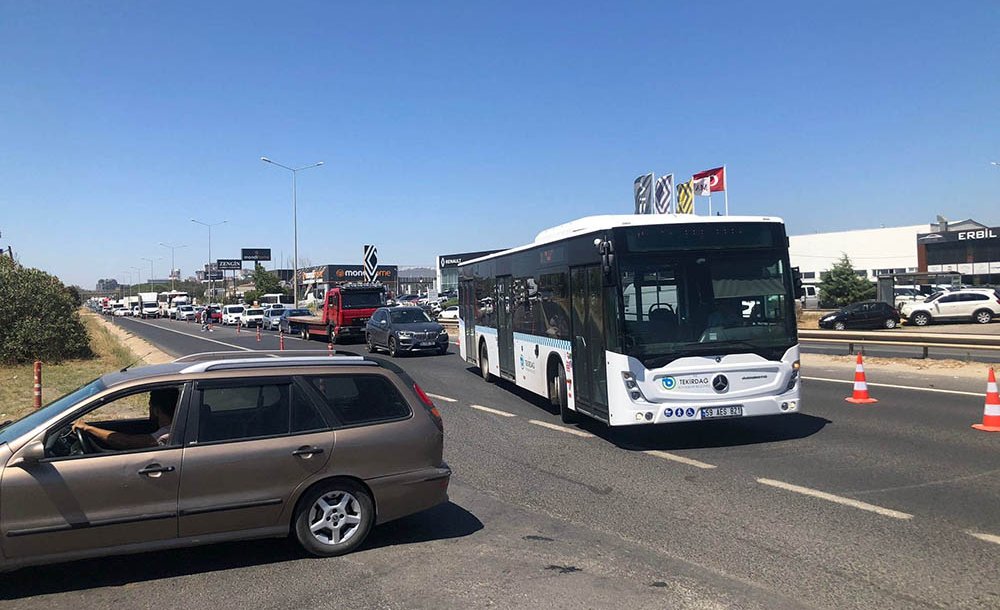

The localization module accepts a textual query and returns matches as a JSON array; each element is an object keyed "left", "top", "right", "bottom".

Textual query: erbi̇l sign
[
  {"left": 216, "top": 259, "right": 243, "bottom": 270},
  {"left": 241, "top": 248, "right": 272, "bottom": 262}
]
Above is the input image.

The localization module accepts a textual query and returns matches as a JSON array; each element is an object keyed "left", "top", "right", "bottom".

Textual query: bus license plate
[{"left": 700, "top": 406, "right": 743, "bottom": 419}]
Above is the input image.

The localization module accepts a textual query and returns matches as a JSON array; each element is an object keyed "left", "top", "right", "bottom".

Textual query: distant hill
[{"left": 398, "top": 267, "right": 435, "bottom": 278}]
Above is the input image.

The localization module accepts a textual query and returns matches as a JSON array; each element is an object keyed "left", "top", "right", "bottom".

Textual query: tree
[
  {"left": 817, "top": 254, "right": 876, "bottom": 308},
  {"left": 243, "top": 263, "right": 285, "bottom": 305},
  {"left": 0, "top": 257, "right": 92, "bottom": 364}
]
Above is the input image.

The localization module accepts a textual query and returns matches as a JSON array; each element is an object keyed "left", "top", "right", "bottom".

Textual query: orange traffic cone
[
  {"left": 972, "top": 367, "right": 1000, "bottom": 432},
  {"left": 845, "top": 352, "right": 878, "bottom": 404}
]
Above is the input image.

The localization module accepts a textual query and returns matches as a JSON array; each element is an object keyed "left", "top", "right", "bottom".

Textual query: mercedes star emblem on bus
[{"left": 712, "top": 375, "right": 730, "bottom": 393}]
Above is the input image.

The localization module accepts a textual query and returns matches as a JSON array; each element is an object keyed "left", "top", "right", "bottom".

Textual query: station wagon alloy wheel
[
  {"left": 295, "top": 481, "right": 375, "bottom": 556},
  {"left": 309, "top": 491, "right": 363, "bottom": 545}
]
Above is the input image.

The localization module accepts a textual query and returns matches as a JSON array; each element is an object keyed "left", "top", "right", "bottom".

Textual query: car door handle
[
  {"left": 292, "top": 446, "right": 325, "bottom": 457},
  {"left": 138, "top": 464, "right": 175, "bottom": 477}
]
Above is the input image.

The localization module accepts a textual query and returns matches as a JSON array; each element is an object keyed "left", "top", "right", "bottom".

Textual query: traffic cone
[
  {"left": 236, "top": 321, "right": 241, "bottom": 335},
  {"left": 972, "top": 367, "right": 1000, "bottom": 432},
  {"left": 328, "top": 342, "right": 334, "bottom": 357},
  {"left": 279, "top": 331, "right": 285, "bottom": 351},
  {"left": 256, "top": 326, "right": 261, "bottom": 342},
  {"left": 845, "top": 352, "right": 878, "bottom": 404}
]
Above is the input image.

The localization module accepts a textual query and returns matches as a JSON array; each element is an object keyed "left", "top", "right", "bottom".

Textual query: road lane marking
[
  {"left": 470, "top": 404, "right": 517, "bottom": 417},
  {"left": 644, "top": 450, "right": 717, "bottom": 470},
  {"left": 426, "top": 393, "right": 457, "bottom": 403},
  {"left": 966, "top": 531, "right": 1000, "bottom": 546},
  {"left": 757, "top": 478, "right": 913, "bottom": 520},
  {"left": 802, "top": 376, "right": 981, "bottom": 397},
  {"left": 529, "top": 420, "right": 594, "bottom": 438},
  {"left": 121, "top": 318, "right": 253, "bottom": 351}
]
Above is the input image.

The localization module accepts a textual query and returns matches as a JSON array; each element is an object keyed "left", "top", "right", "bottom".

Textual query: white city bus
[{"left": 458, "top": 214, "right": 801, "bottom": 427}]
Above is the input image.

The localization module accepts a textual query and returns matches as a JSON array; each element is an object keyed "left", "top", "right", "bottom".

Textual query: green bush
[
  {"left": 0, "top": 257, "right": 93, "bottom": 364},
  {"left": 817, "top": 254, "right": 876, "bottom": 308}
]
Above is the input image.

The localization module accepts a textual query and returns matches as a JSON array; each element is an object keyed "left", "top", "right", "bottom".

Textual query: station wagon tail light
[{"left": 413, "top": 383, "right": 444, "bottom": 432}]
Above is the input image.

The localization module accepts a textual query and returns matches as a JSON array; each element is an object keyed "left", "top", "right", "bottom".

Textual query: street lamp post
[
  {"left": 158, "top": 242, "right": 187, "bottom": 290},
  {"left": 140, "top": 257, "right": 161, "bottom": 291},
  {"left": 191, "top": 219, "right": 227, "bottom": 303},
  {"left": 130, "top": 266, "right": 141, "bottom": 304},
  {"left": 261, "top": 157, "right": 324, "bottom": 306}
]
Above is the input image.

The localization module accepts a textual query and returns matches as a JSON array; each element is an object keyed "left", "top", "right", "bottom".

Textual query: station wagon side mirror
[{"left": 11, "top": 440, "right": 45, "bottom": 468}]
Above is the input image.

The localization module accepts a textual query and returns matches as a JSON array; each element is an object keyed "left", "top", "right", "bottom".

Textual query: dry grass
[{"left": 0, "top": 314, "right": 141, "bottom": 422}]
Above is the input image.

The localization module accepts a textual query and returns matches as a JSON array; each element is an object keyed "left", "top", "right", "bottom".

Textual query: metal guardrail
[
  {"left": 435, "top": 322, "right": 998, "bottom": 357},
  {"left": 798, "top": 329, "right": 1000, "bottom": 358}
]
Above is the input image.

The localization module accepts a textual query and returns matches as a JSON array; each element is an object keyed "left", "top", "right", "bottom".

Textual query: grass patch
[{"left": 0, "top": 313, "right": 139, "bottom": 422}]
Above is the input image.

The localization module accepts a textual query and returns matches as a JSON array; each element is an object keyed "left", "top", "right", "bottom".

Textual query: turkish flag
[{"left": 692, "top": 167, "right": 726, "bottom": 192}]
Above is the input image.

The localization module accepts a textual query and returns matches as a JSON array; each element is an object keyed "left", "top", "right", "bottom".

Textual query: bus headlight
[{"left": 622, "top": 372, "right": 647, "bottom": 402}]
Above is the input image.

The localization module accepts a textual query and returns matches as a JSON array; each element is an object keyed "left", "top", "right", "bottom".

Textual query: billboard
[
  {"left": 241, "top": 248, "right": 272, "bottom": 261},
  {"left": 216, "top": 259, "right": 243, "bottom": 270}
]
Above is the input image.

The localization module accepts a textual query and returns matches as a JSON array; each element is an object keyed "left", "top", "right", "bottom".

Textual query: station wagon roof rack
[
  {"left": 173, "top": 350, "right": 327, "bottom": 363},
  {"left": 177, "top": 355, "right": 375, "bottom": 374}
]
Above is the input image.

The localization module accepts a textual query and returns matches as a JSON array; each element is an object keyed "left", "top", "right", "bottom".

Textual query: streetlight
[
  {"left": 121, "top": 270, "right": 132, "bottom": 299},
  {"left": 261, "top": 156, "right": 324, "bottom": 306},
  {"left": 191, "top": 219, "right": 227, "bottom": 303},
  {"left": 130, "top": 266, "right": 141, "bottom": 304},
  {"left": 159, "top": 242, "right": 187, "bottom": 290},
  {"left": 140, "top": 257, "right": 161, "bottom": 291}
]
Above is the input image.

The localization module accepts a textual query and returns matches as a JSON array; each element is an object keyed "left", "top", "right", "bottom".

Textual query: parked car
[
  {"left": 175, "top": 305, "right": 196, "bottom": 321},
  {"left": 0, "top": 353, "right": 449, "bottom": 571},
  {"left": 278, "top": 308, "right": 313, "bottom": 334},
  {"left": 366, "top": 306, "right": 449, "bottom": 357},
  {"left": 241, "top": 307, "right": 265, "bottom": 328},
  {"left": 899, "top": 288, "right": 1000, "bottom": 326},
  {"left": 818, "top": 301, "right": 900, "bottom": 330},
  {"left": 196, "top": 306, "right": 222, "bottom": 324},
  {"left": 437, "top": 305, "right": 459, "bottom": 321},
  {"left": 221, "top": 304, "right": 245, "bottom": 326},
  {"left": 262, "top": 307, "right": 285, "bottom": 330}
]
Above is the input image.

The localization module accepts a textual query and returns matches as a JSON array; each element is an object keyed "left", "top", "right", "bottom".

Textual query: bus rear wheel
[
  {"left": 479, "top": 343, "right": 492, "bottom": 383},
  {"left": 552, "top": 363, "right": 577, "bottom": 424}
]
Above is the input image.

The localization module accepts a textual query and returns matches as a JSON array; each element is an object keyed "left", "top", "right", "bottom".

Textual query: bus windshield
[{"left": 619, "top": 250, "right": 795, "bottom": 367}]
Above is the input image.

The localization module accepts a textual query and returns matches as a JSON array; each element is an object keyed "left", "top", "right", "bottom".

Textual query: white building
[{"left": 789, "top": 224, "right": 929, "bottom": 283}]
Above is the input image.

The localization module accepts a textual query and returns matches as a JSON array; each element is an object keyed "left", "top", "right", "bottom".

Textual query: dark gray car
[{"left": 366, "top": 307, "right": 449, "bottom": 357}]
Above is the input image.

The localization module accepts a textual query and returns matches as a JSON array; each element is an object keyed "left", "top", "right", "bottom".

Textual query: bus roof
[{"left": 459, "top": 214, "right": 786, "bottom": 267}]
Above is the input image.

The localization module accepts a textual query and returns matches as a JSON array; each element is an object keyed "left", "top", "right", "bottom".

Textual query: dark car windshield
[
  {"left": 390, "top": 309, "right": 433, "bottom": 324},
  {"left": 0, "top": 378, "right": 105, "bottom": 445},
  {"left": 283, "top": 309, "right": 311, "bottom": 317}
]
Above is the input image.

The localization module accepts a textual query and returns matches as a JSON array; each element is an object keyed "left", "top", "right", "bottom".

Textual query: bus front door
[
  {"left": 459, "top": 279, "right": 476, "bottom": 362},
  {"left": 496, "top": 275, "right": 516, "bottom": 380},
  {"left": 570, "top": 266, "right": 609, "bottom": 421}
]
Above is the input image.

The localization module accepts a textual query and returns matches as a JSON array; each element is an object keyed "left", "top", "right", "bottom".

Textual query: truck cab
[{"left": 286, "top": 283, "right": 386, "bottom": 343}]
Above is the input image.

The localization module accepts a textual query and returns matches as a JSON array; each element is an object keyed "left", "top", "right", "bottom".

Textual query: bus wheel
[
  {"left": 479, "top": 343, "right": 492, "bottom": 383},
  {"left": 554, "top": 363, "right": 577, "bottom": 424}
]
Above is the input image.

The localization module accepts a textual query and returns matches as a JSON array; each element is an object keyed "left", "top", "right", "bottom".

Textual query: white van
[
  {"left": 221, "top": 304, "right": 245, "bottom": 326},
  {"left": 800, "top": 285, "right": 820, "bottom": 309}
]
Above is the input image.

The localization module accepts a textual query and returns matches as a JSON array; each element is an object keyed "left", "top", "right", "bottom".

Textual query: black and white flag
[
  {"left": 633, "top": 173, "right": 653, "bottom": 214},
  {"left": 363, "top": 244, "right": 379, "bottom": 283},
  {"left": 654, "top": 174, "right": 674, "bottom": 214}
]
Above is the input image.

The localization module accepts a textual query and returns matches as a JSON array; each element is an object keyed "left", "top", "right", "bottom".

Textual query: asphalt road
[{"left": 4, "top": 316, "right": 998, "bottom": 609}]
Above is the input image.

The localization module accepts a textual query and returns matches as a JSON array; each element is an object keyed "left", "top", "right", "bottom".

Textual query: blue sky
[{"left": 1, "top": 1, "right": 998, "bottom": 287}]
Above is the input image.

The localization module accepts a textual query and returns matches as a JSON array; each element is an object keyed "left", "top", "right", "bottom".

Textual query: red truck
[{"left": 285, "top": 283, "right": 387, "bottom": 343}]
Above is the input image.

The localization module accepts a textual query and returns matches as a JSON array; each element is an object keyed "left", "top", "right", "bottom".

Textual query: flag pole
[
  {"left": 708, "top": 194, "right": 713, "bottom": 216},
  {"left": 724, "top": 164, "right": 729, "bottom": 215}
]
